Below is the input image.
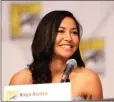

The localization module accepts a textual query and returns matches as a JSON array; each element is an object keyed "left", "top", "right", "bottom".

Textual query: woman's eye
[
  {"left": 72, "top": 31, "right": 78, "bottom": 35},
  {"left": 58, "top": 30, "right": 64, "bottom": 33}
]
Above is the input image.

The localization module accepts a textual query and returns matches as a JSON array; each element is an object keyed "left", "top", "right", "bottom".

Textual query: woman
[{"left": 9, "top": 10, "right": 103, "bottom": 100}]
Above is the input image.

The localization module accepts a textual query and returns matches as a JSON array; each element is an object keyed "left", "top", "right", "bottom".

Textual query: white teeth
[{"left": 61, "top": 45, "right": 72, "bottom": 48}]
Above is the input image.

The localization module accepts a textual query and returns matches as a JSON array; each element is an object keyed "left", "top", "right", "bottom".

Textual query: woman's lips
[{"left": 60, "top": 45, "right": 72, "bottom": 48}]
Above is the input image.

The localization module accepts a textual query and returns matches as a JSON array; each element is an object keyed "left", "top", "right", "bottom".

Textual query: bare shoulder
[
  {"left": 77, "top": 67, "right": 101, "bottom": 80},
  {"left": 9, "top": 68, "right": 32, "bottom": 85},
  {"left": 71, "top": 67, "right": 100, "bottom": 80},
  {"left": 70, "top": 67, "right": 103, "bottom": 100},
  {"left": 79, "top": 67, "right": 102, "bottom": 85}
]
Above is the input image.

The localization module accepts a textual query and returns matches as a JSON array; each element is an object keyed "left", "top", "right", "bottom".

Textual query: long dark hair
[{"left": 29, "top": 10, "right": 85, "bottom": 84}]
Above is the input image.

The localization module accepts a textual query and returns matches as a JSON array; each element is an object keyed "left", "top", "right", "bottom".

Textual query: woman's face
[{"left": 53, "top": 17, "right": 79, "bottom": 59}]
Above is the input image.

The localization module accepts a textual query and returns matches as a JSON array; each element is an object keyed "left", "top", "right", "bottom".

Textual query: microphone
[{"left": 61, "top": 59, "right": 77, "bottom": 82}]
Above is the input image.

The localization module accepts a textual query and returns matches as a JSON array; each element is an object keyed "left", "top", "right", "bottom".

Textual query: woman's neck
[{"left": 50, "top": 57, "right": 68, "bottom": 77}]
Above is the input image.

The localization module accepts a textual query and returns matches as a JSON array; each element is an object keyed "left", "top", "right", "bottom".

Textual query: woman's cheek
[{"left": 72, "top": 36, "right": 79, "bottom": 44}]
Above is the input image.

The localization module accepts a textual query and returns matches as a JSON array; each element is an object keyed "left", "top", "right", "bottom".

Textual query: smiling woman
[
  {"left": 9, "top": 10, "right": 103, "bottom": 100},
  {"left": 53, "top": 17, "right": 79, "bottom": 59}
]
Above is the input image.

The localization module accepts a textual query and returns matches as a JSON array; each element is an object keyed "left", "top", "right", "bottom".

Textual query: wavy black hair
[{"left": 29, "top": 10, "right": 85, "bottom": 84}]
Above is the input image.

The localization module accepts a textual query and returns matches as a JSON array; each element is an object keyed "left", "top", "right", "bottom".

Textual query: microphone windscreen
[{"left": 66, "top": 59, "right": 77, "bottom": 68}]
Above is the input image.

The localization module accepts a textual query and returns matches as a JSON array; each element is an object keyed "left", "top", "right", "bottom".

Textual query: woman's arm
[{"left": 83, "top": 68, "right": 103, "bottom": 100}]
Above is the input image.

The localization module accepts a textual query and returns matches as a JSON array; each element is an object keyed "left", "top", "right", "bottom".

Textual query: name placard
[{"left": 4, "top": 83, "right": 71, "bottom": 101}]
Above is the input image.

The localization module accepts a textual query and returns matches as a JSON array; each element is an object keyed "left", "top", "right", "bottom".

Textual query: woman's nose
[{"left": 64, "top": 32, "right": 72, "bottom": 41}]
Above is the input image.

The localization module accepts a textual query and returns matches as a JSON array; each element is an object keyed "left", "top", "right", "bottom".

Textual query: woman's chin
[
  {"left": 53, "top": 52, "right": 74, "bottom": 60},
  {"left": 59, "top": 53, "right": 73, "bottom": 59}
]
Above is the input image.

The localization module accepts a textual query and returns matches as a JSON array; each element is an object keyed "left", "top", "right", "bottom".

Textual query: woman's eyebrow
[
  {"left": 59, "top": 27, "right": 77, "bottom": 30},
  {"left": 72, "top": 28, "right": 77, "bottom": 30},
  {"left": 59, "top": 27, "right": 65, "bottom": 29}
]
